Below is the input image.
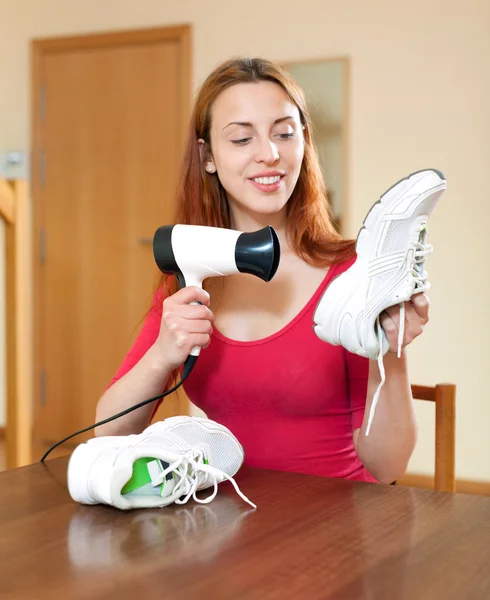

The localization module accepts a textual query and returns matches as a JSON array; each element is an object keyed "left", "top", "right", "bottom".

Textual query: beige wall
[{"left": 1, "top": 0, "right": 489, "bottom": 481}]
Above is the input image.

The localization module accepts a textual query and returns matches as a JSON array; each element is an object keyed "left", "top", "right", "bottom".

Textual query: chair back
[{"left": 411, "top": 383, "right": 456, "bottom": 493}]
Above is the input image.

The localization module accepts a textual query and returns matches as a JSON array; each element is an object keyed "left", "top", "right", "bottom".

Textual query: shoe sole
[
  {"left": 313, "top": 169, "right": 446, "bottom": 352},
  {"left": 355, "top": 168, "right": 446, "bottom": 251}
]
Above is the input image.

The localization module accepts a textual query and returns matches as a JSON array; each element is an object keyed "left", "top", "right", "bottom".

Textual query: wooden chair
[{"left": 410, "top": 383, "right": 456, "bottom": 493}]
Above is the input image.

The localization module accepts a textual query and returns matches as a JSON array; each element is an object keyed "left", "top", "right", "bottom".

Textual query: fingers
[
  {"left": 379, "top": 305, "right": 399, "bottom": 336},
  {"left": 401, "top": 301, "right": 425, "bottom": 340},
  {"left": 380, "top": 299, "right": 428, "bottom": 352},
  {"left": 164, "top": 302, "right": 215, "bottom": 323},
  {"left": 172, "top": 316, "right": 213, "bottom": 335},
  {"left": 174, "top": 332, "right": 212, "bottom": 350},
  {"left": 410, "top": 292, "right": 430, "bottom": 321},
  {"left": 159, "top": 286, "right": 215, "bottom": 362},
  {"left": 173, "top": 286, "right": 211, "bottom": 306},
  {"left": 162, "top": 285, "right": 214, "bottom": 323}
]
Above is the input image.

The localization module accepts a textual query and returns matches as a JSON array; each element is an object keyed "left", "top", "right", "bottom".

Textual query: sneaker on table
[{"left": 67, "top": 416, "right": 255, "bottom": 510}]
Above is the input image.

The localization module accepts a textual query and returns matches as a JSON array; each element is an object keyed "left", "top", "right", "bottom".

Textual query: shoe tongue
[
  {"left": 121, "top": 457, "right": 177, "bottom": 498},
  {"left": 414, "top": 222, "right": 428, "bottom": 277}
]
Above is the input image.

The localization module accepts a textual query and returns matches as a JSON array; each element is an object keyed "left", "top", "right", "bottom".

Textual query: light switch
[{"left": 0, "top": 151, "right": 30, "bottom": 180}]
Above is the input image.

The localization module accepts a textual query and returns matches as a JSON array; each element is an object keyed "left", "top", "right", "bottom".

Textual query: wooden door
[{"left": 32, "top": 27, "right": 191, "bottom": 459}]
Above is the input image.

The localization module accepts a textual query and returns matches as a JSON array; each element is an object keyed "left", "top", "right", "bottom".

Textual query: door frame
[
  {"left": 1, "top": 177, "right": 31, "bottom": 469},
  {"left": 31, "top": 25, "right": 192, "bottom": 457}
]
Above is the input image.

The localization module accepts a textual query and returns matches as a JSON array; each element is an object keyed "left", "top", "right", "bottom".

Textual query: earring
[{"left": 206, "top": 165, "right": 214, "bottom": 173}]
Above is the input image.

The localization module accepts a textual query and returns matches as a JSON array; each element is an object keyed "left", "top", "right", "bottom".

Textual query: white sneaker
[
  {"left": 67, "top": 416, "right": 255, "bottom": 510},
  {"left": 313, "top": 169, "right": 446, "bottom": 433}
]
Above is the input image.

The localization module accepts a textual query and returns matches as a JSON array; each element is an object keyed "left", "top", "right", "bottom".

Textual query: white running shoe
[
  {"left": 313, "top": 168, "right": 446, "bottom": 433},
  {"left": 67, "top": 416, "right": 255, "bottom": 510}
]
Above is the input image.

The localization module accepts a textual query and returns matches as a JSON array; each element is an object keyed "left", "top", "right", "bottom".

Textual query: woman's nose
[{"left": 255, "top": 138, "right": 279, "bottom": 164}]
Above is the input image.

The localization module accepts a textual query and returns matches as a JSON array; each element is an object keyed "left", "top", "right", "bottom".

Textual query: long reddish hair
[
  {"left": 152, "top": 58, "right": 356, "bottom": 396},
  {"left": 172, "top": 56, "right": 355, "bottom": 266}
]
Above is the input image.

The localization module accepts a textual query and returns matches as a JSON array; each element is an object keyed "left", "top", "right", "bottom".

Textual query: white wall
[{"left": 1, "top": 0, "right": 489, "bottom": 480}]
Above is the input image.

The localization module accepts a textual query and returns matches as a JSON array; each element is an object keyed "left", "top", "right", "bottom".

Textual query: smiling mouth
[{"left": 250, "top": 175, "right": 283, "bottom": 185}]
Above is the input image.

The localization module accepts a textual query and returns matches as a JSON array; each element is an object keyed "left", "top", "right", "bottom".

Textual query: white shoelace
[
  {"left": 365, "top": 227, "right": 432, "bottom": 436},
  {"left": 158, "top": 450, "right": 257, "bottom": 509}
]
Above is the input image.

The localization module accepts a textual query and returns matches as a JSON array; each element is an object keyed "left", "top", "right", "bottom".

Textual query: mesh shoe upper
[{"left": 313, "top": 169, "right": 446, "bottom": 360}]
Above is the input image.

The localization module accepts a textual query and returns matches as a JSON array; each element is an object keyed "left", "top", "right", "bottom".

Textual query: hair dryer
[{"left": 153, "top": 224, "right": 280, "bottom": 375}]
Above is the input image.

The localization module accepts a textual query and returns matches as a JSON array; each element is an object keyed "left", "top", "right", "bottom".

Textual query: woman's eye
[
  {"left": 231, "top": 138, "right": 251, "bottom": 145},
  {"left": 276, "top": 132, "right": 295, "bottom": 140}
]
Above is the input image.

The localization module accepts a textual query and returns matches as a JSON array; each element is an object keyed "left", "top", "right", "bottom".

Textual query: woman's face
[{"left": 205, "top": 81, "right": 305, "bottom": 226}]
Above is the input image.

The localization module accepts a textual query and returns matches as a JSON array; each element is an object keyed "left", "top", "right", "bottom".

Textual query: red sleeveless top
[{"left": 109, "top": 257, "right": 377, "bottom": 483}]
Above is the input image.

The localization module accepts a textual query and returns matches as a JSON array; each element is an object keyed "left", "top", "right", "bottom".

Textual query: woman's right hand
[{"left": 155, "top": 286, "right": 215, "bottom": 370}]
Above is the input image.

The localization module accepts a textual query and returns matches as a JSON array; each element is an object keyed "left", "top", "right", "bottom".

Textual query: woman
[{"left": 95, "top": 57, "right": 427, "bottom": 484}]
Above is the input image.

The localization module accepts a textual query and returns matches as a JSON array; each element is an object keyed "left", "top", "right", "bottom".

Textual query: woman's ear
[{"left": 198, "top": 138, "right": 216, "bottom": 174}]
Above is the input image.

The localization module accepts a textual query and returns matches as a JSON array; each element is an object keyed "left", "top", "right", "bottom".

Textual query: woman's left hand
[{"left": 379, "top": 292, "right": 430, "bottom": 354}]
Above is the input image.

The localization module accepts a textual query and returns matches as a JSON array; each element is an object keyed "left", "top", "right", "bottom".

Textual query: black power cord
[{"left": 40, "top": 355, "right": 198, "bottom": 463}]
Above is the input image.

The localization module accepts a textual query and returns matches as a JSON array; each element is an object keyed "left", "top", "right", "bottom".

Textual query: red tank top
[{"left": 109, "top": 257, "right": 377, "bottom": 483}]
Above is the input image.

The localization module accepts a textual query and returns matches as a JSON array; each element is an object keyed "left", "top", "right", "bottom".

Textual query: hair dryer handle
[
  {"left": 190, "top": 300, "right": 202, "bottom": 357},
  {"left": 182, "top": 302, "right": 201, "bottom": 380},
  {"left": 181, "top": 288, "right": 204, "bottom": 379}
]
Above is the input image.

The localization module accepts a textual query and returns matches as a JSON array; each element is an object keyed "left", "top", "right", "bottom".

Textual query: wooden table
[{"left": 1, "top": 457, "right": 489, "bottom": 600}]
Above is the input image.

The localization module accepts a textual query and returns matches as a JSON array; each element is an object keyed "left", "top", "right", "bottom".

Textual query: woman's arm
[
  {"left": 353, "top": 293, "right": 429, "bottom": 483},
  {"left": 95, "top": 285, "right": 214, "bottom": 437},
  {"left": 354, "top": 350, "right": 416, "bottom": 483},
  {"left": 95, "top": 344, "right": 175, "bottom": 437}
]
